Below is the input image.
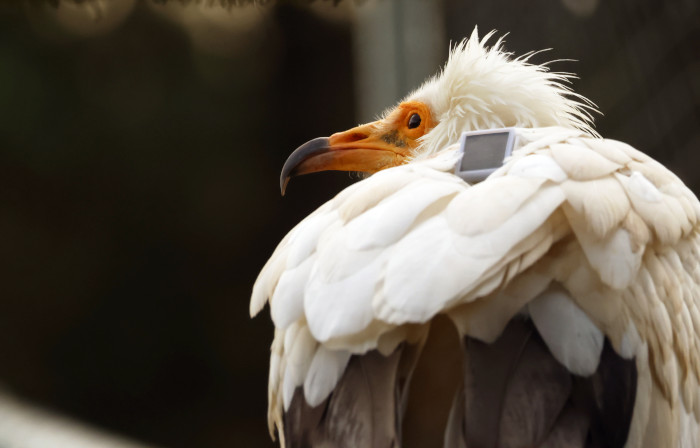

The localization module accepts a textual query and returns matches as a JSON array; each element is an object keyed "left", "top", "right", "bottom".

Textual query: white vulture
[{"left": 250, "top": 29, "right": 700, "bottom": 448}]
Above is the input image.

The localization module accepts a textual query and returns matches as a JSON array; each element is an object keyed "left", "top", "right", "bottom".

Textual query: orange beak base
[
  {"left": 279, "top": 101, "right": 432, "bottom": 195},
  {"left": 279, "top": 131, "right": 404, "bottom": 195}
]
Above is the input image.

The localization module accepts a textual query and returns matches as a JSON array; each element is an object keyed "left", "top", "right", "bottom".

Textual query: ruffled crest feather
[{"left": 406, "top": 27, "right": 598, "bottom": 160}]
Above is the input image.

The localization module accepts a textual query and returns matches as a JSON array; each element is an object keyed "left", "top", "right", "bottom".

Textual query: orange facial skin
[{"left": 280, "top": 101, "right": 434, "bottom": 194}]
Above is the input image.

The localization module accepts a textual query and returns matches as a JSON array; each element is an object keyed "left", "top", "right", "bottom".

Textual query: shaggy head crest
[{"left": 406, "top": 28, "right": 598, "bottom": 159}]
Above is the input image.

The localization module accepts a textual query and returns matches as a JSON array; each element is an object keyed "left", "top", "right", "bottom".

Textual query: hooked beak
[{"left": 279, "top": 122, "right": 410, "bottom": 195}]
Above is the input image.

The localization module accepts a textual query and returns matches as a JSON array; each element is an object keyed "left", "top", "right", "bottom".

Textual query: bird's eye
[{"left": 407, "top": 113, "right": 421, "bottom": 129}]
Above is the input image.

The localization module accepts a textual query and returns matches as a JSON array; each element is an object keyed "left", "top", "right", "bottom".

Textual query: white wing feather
[
  {"left": 529, "top": 283, "right": 604, "bottom": 376},
  {"left": 303, "top": 347, "right": 352, "bottom": 407},
  {"left": 253, "top": 126, "right": 700, "bottom": 445},
  {"left": 344, "top": 179, "right": 462, "bottom": 251},
  {"left": 270, "top": 255, "right": 315, "bottom": 329}
]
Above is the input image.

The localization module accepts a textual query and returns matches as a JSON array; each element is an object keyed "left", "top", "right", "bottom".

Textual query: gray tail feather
[
  {"left": 448, "top": 318, "right": 637, "bottom": 448},
  {"left": 282, "top": 317, "right": 636, "bottom": 448},
  {"left": 443, "top": 388, "right": 467, "bottom": 448},
  {"left": 402, "top": 315, "right": 463, "bottom": 448},
  {"left": 458, "top": 318, "right": 575, "bottom": 447},
  {"left": 284, "top": 341, "right": 423, "bottom": 448}
]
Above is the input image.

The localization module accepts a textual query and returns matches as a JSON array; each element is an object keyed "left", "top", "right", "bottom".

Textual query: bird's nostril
[
  {"left": 344, "top": 132, "right": 369, "bottom": 142},
  {"left": 330, "top": 131, "right": 370, "bottom": 145}
]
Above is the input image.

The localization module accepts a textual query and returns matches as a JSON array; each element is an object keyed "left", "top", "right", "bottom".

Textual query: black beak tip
[{"left": 279, "top": 136, "right": 330, "bottom": 196}]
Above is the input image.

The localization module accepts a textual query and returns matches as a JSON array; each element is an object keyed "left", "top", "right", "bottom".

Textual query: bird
[{"left": 250, "top": 28, "right": 700, "bottom": 448}]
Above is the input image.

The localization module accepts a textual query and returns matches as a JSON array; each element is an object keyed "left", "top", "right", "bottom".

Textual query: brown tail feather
[
  {"left": 284, "top": 343, "right": 422, "bottom": 448},
  {"left": 571, "top": 340, "right": 637, "bottom": 448},
  {"left": 282, "top": 317, "right": 636, "bottom": 448},
  {"left": 454, "top": 319, "right": 637, "bottom": 448},
  {"left": 458, "top": 319, "right": 572, "bottom": 448},
  {"left": 539, "top": 406, "right": 589, "bottom": 448},
  {"left": 402, "top": 315, "right": 464, "bottom": 448},
  {"left": 283, "top": 388, "right": 328, "bottom": 448}
]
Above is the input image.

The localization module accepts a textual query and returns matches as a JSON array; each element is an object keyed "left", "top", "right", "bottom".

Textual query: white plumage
[
  {"left": 251, "top": 28, "right": 700, "bottom": 448},
  {"left": 529, "top": 284, "right": 604, "bottom": 377}
]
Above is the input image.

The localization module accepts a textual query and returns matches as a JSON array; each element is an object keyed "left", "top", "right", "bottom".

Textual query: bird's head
[{"left": 280, "top": 28, "right": 596, "bottom": 194}]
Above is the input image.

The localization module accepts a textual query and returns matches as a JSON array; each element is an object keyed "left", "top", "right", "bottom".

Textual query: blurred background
[{"left": 0, "top": 0, "right": 698, "bottom": 446}]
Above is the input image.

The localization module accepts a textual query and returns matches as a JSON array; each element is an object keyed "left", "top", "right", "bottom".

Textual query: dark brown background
[{"left": 0, "top": 0, "right": 698, "bottom": 447}]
